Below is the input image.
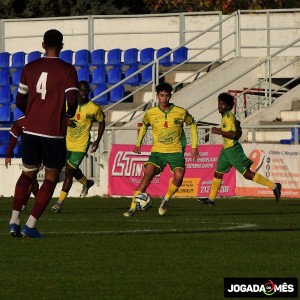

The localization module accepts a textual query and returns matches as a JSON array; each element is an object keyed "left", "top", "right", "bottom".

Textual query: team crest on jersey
[
  {"left": 76, "top": 113, "right": 80, "bottom": 120},
  {"left": 174, "top": 118, "right": 183, "bottom": 125}
]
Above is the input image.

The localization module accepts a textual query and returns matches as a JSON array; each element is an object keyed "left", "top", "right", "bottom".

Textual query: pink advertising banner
[{"left": 108, "top": 144, "right": 236, "bottom": 197}]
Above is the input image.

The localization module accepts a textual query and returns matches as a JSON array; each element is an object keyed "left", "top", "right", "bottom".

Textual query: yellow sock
[
  {"left": 77, "top": 176, "right": 87, "bottom": 186},
  {"left": 130, "top": 190, "right": 141, "bottom": 210},
  {"left": 208, "top": 177, "right": 222, "bottom": 200},
  {"left": 252, "top": 173, "right": 276, "bottom": 189},
  {"left": 59, "top": 191, "right": 68, "bottom": 203},
  {"left": 165, "top": 182, "right": 179, "bottom": 201}
]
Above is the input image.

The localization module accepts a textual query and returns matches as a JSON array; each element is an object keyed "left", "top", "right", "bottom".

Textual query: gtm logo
[{"left": 112, "top": 151, "right": 150, "bottom": 177}]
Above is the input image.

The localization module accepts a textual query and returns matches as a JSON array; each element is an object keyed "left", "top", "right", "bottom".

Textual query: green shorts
[
  {"left": 216, "top": 143, "right": 253, "bottom": 175},
  {"left": 146, "top": 152, "right": 185, "bottom": 174},
  {"left": 66, "top": 151, "right": 87, "bottom": 169}
]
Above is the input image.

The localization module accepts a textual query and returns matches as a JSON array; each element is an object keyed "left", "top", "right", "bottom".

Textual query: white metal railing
[{"left": 90, "top": 10, "right": 300, "bottom": 127}]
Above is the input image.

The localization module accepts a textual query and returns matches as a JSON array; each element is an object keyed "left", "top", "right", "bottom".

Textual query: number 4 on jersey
[{"left": 36, "top": 72, "right": 48, "bottom": 100}]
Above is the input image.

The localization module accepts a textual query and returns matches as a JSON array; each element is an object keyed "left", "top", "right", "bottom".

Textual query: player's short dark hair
[
  {"left": 43, "top": 29, "right": 63, "bottom": 47},
  {"left": 218, "top": 92, "right": 234, "bottom": 110},
  {"left": 156, "top": 82, "right": 173, "bottom": 94}
]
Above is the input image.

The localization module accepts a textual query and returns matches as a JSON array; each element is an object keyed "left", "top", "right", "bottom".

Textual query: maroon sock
[
  {"left": 13, "top": 173, "right": 33, "bottom": 211},
  {"left": 31, "top": 180, "right": 56, "bottom": 220}
]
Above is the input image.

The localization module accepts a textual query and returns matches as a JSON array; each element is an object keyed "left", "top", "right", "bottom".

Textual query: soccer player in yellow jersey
[
  {"left": 123, "top": 82, "right": 199, "bottom": 217},
  {"left": 199, "top": 92, "right": 282, "bottom": 206},
  {"left": 51, "top": 80, "right": 105, "bottom": 212}
]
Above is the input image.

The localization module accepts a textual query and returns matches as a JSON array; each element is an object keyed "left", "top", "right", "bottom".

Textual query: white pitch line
[{"left": 44, "top": 221, "right": 258, "bottom": 235}]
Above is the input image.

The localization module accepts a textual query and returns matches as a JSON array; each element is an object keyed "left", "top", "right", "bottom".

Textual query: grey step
[{"left": 292, "top": 100, "right": 300, "bottom": 110}]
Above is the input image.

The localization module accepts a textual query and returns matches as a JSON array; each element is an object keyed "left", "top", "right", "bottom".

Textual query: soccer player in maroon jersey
[{"left": 8, "top": 29, "right": 78, "bottom": 238}]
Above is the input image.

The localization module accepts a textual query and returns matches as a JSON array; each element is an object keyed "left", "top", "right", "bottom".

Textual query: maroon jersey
[{"left": 17, "top": 57, "right": 78, "bottom": 138}]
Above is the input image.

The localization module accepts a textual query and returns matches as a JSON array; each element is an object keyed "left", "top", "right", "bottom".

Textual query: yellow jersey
[
  {"left": 221, "top": 110, "right": 239, "bottom": 149},
  {"left": 137, "top": 104, "right": 198, "bottom": 153},
  {"left": 67, "top": 101, "right": 105, "bottom": 152}
]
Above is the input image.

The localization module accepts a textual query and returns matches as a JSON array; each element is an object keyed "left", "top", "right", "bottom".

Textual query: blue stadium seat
[
  {"left": 27, "top": 51, "right": 42, "bottom": 63},
  {"left": 12, "top": 106, "right": 24, "bottom": 121},
  {"left": 90, "top": 49, "right": 106, "bottom": 67},
  {"left": 173, "top": 47, "right": 188, "bottom": 64},
  {"left": 0, "top": 103, "right": 11, "bottom": 121},
  {"left": 107, "top": 67, "right": 122, "bottom": 85},
  {"left": 91, "top": 67, "right": 106, "bottom": 85},
  {"left": 0, "top": 70, "right": 10, "bottom": 86},
  {"left": 77, "top": 68, "right": 90, "bottom": 82},
  {"left": 0, "top": 52, "right": 10, "bottom": 70},
  {"left": 59, "top": 50, "right": 73, "bottom": 64},
  {"left": 107, "top": 48, "right": 122, "bottom": 67},
  {"left": 110, "top": 84, "right": 125, "bottom": 103},
  {"left": 11, "top": 69, "right": 22, "bottom": 87},
  {"left": 140, "top": 66, "right": 153, "bottom": 84},
  {"left": 156, "top": 47, "right": 172, "bottom": 66},
  {"left": 11, "top": 51, "right": 26, "bottom": 69},
  {"left": 0, "top": 86, "right": 11, "bottom": 103},
  {"left": 93, "top": 84, "right": 109, "bottom": 105},
  {"left": 123, "top": 48, "right": 139, "bottom": 66},
  {"left": 139, "top": 48, "right": 155, "bottom": 65},
  {"left": 74, "top": 49, "right": 91, "bottom": 68},
  {"left": 124, "top": 66, "right": 140, "bottom": 86}
]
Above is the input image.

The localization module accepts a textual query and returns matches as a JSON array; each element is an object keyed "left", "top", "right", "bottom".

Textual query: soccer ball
[{"left": 134, "top": 192, "right": 153, "bottom": 211}]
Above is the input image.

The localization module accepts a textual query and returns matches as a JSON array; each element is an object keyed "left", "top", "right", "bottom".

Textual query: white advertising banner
[{"left": 236, "top": 144, "right": 300, "bottom": 198}]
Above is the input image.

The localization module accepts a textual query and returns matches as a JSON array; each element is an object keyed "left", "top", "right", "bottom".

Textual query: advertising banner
[
  {"left": 236, "top": 144, "right": 300, "bottom": 198},
  {"left": 108, "top": 144, "right": 236, "bottom": 197}
]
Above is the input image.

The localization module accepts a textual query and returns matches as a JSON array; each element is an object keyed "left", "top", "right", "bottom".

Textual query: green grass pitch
[{"left": 0, "top": 196, "right": 299, "bottom": 300}]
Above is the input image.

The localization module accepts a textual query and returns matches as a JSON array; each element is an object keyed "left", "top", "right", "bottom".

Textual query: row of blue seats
[
  {"left": 0, "top": 83, "right": 125, "bottom": 121},
  {"left": 62, "top": 47, "right": 188, "bottom": 68},
  {"left": 0, "top": 65, "right": 151, "bottom": 104},
  {"left": 1, "top": 65, "right": 152, "bottom": 87},
  {"left": 0, "top": 51, "right": 42, "bottom": 70},
  {"left": 0, "top": 47, "right": 188, "bottom": 70},
  {"left": 78, "top": 66, "right": 153, "bottom": 86}
]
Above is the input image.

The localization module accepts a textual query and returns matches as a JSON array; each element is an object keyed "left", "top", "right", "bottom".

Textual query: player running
[
  {"left": 199, "top": 92, "right": 282, "bottom": 206},
  {"left": 51, "top": 80, "right": 105, "bottom": 213}
]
